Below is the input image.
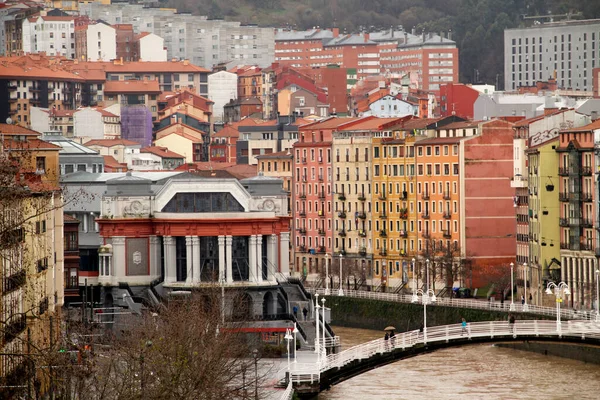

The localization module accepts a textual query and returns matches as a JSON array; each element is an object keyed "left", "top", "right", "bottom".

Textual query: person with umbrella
[{"left": 384, "top": 326, "right": 396, "bottom": 349}]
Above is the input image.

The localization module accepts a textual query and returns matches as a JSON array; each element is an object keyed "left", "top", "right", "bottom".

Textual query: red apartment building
[
  {"left": 293, "top": 117, "right": 361, "bottom": 276},
  {"left": 210, "top": 125, "right": 239, "bottom": 163},
  {"left": 439, "top": 83, "right": 480, "bottom": 119},
  {"left": 276, "top": 28, "right": 459, "bottom": 94},
  {"left": 300, "top": 66, "right": 349, "bottom": 115},
  {"left": 114, "top": 24, "right": 135, "bottom": 61}
]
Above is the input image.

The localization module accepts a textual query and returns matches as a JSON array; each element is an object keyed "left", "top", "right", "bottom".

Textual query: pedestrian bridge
[{"left": 288, "top": 319, "right": 600, "bottom": 396}]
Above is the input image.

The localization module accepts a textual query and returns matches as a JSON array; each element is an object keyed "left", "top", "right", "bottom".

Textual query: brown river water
[{"left": 318, "top": 326, "right": 600, "bottom": 400}]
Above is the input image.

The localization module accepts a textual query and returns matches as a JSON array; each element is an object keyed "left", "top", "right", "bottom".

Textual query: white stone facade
[{"left": 22, "top": 16, "right": 75, "bottom": 58}]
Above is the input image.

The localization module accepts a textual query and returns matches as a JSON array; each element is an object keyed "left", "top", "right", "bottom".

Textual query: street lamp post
[
  {"left": 546, "top": 282, "right": 570, "bottom": 333},
  {"left": 292, "top": 323, "right": 298, "bottom": 363},
  {"left": 411, "top": 288, "right": 436, "bottom": 343},
  {"left": 314, "top": 293, "right": 320, "bottom": 360},
  {"left": 284, "top": 329, "right": 293, "bottom": 373},
  {"left": 411, "top": 258, "right": 417, "bottom": 302},
  {"left": 338, "top": 254, "right": 344, "bottom": 296},
  {"left": 523, "top": 262, "right": 529, "bottom": 311},
  {"left": 325, "top": 254, "right": 330, "bottom": 295},
  {"left": 510, "top": 262, "right": 515, "bottom": 311},
  {"left": 426, "top": 259, "right": 430, "bottom": 291},
  {"left": 321, "top": 298, "right": 327, "bottom": 361},
  {"left": 252, "top": 349, "right": 259, "bottom": 400}
]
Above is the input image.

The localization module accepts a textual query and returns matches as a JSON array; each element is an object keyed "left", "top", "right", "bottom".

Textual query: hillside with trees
[{"left": 163, "top": 0, "right": 600, "bottom": 87}]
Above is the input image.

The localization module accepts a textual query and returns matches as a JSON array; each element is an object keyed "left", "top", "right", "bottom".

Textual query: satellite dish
[{"left": 6, "top": 117, "right": 12, "bottom": 125}]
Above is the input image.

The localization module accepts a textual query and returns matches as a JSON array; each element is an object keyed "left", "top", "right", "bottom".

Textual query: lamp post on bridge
[
  {"left": 325, "top": 254, "right": 330, "bottom": 295},
  {"left": 411, "top": 258, "right": 416, "bottom": 301},
  {"left": 411, "top": 288, "right": 436, "bottom": 343},
  {"left": 510, "top": 262, "right": 515, "bottom": 311},
  {"left": 523, "top": 262, "right": 529, "bottom": 311},
  {"left": 314, "top": 293, "right": 320, "bottom": 362},
  {"left": 546, "top": 281, "right": 570, "bottom": 333},
  {"left": 293, "top": 322, "right": 298, "bottom": 363},
  {"left": 338, "top": 253, "right": 344, "bottom": 296},
  {"left": 321, "top": 297, "right": 327, "bottom": 361},
  {"left": 284, "top": 328, "right": 293, "bottom": 373}
]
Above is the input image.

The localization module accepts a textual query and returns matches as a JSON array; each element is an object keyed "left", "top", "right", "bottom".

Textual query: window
[
  {"left": 35, "top": 157, "right": 46, "bottom": 173},
  {"left": 64, "top": 232, "right": 78, "bottom": 251}
]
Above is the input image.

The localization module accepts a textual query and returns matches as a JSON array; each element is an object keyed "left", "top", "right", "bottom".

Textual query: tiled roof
[
  {"left": 339, "top": 117, "right": 406, "bottom": 131},
  {"left": 154, "top": 123, "right": 205, "bottom": 142},
  {"left": 164, "top": 90, "right": 214, "bottom": 112},
  {"left": 255, "top": 150, "right": 293, "bottom": 159},
  {"left": 0, "top": 124, "right": 40, "bottom": 136},
  {"left": 0, "top": 58, "right": 83, "bottom": 81},
  {"left": 70, "top": 60, "right": 210, "bottom": 74},
  {"left": 141, "top": 146, "right": 184, "bottom": 159},
  {"left": 415, "top": 136, "right": 465, "bottom": 145},
  {"left": 2, "top": 138, "right": 61, "bottom": 150},
  {"left": 103, "top": 155, "right": 126, "bottom": 169},
  {"left": 213, "top": 125, "right": 239, "bottom": 138},
  {"left": 561, "top": 118, "right": 600, "bottom": 133},
  {"left": 63, "top": 214, "right": 80, "bottom": 223},
  {"left": 85, "top": 139, "right": 141, "bottom": 147},
  {"left": 299, "top": 116, "right": 361, "bottom": 131},
  {"left": 176, "top": 162, "right": 258, "bottom": 180},
  {"left": 103, "top": 79, "right": 160, "bottom": 94},
  {"left": 439, "top": 121, "right": 482, "bottom": 130}
]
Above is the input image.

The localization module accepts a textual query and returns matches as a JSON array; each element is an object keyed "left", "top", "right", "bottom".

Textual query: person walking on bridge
[
  {"left": 509, "top": 313, "right": 516, "bottom": 334},
  {"left": 461, "top": 318, "right": 467, "bottom": 336}
]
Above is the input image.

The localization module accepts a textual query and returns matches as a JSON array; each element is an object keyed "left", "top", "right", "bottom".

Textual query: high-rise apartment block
[
  {"left": 504, "top": 19, "right": 600, "bottom": 92},
  {"left": 79, "top": 3, "right": 275, "bottom": 69}
]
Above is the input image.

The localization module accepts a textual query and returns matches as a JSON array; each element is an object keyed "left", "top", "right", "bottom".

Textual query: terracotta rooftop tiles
[
  {"left": 85, "top": 139, "right": 141, "bottom": 147},
  {"left": 213, "top": 125, "right": 239, "bottom": 138},
  {"left": 141, "top": 146, "right": 184, "bottom": 159},
  {"left": 0, "top": 123, "right": 40, "bottom": 136}
]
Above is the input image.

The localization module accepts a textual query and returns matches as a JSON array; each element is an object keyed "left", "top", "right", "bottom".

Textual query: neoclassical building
[{"left": 97, "top": 173, "right": 291, "bottom": 299}]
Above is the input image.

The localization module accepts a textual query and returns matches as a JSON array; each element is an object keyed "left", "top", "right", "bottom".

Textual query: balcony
[
  {"left": 421, "top": 212, "right": 430, "bottom": 219},
  {"left": 338, "top": 211, "right": 346, "bottom": 218},
  {"left": 302, "top": 157, "right": 307, "bottom": 164},
  {"left": 378, "top": 193, "right": 387, "bottom": 200},
  {"left": 318, "top": 191, "right": 326, "bottom": 199},
  {"left": 559, "top": 192, "right": 569, "bottom": 202},
  {"left": 580, "top": 242, "right": 594, "bottom": 251},
  {"left": 582, "top": 219, "right": 593, "bottom": 228},
  {"left": 318, "top": 229, "right": 326, "bottom": 235},
  {"left": 338, "top": 230, "right": 346, "bottom": 237},
  {"left": 559, "top": 218, "right": 569, "bottom": 227},
  {"left": 299, "top": 210, "right": 306, "bottom": 217},
  {"left": 399, "top": 230, "right": 408, "bottom": 238},
  {"left": 3, "top": 270, "right": 26, "bottom": 294},
  {"left": 318, "top": 210, "right": 325, "bottom": 218},
  {"left": 359, "top": 247, "right": 367, "bottom": 256},
  {"left": 510, "top": 175, "right": 528, "bottom": 188},
  {"left": 581, "top": 166, "right": 593, "bottom": 176},
  {"left": 400, "top": 191, "right": 408, "bottom": 200},
  {"left": 358, "top": 194, "right": 366, "bottom": 201},
  {"left": 318, "top": 175, "right": 324, "bottom": 181},
  {"left": 422, "top": 192, "right": 430, "bottom": 200},
  {"left": 379, "top": 230, "right": 387, "bottom": 237},
  {"left": 422, "top": 231, "right": 430, "bottom": 239},
  {"left": 582, "top": 192, "right": 593, "bottom": 202},
  {"left": 443, "top": 191, "right": 451, "bottom": 200},
  {"left": 298, "top": 228, "right": 306, "bottom": 234},
  {"left": 7, "top": 83, "right": 17, "bottom": 90},
  {"left": 560, "top": 242, "right": 569, "bottom": 249},
  {"left": 358, "top": 230, "right": 367, "bottom": 237},
  {"left": 379, "top": 213, "right": 388, "bottom": 219},
  {"left": 443, "top": 212, "right": 452, "bottom": 219},
  {"left": 443, "top": 230, "right": 452, "bottom": 238},
  {"left": 357, "top": 212, "right": 366, "bottom": 219},
  {"left": 298, "top": 245, "right": 308, "bottom": 253},
  {"left": 558, "top": 167, "right": 569, "bottom": 176},
  {"left": 379, "top": 249, "right": 388, "bottom": 256},
  {"left": 317, "top": 246, "right": 326, "bottom": 253},
  {"left": 400, "top": 211, "right": 408, "bottom": 220},
  {"left": 299, "top": 192, "right": 306, "bottom": 199},
  {"left": 29, "top": 86, "right": 40, "bottom": 93},
  {"left": 338, "top": 193, "right": 346, "bottom": 201}
]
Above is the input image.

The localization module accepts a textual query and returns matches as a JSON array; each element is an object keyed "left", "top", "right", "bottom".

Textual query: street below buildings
[{"left": 318, "top": 326, "right": 600, "bottom": 399}]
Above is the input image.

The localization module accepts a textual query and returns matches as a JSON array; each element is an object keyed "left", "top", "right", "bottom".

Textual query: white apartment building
[
  {"left": 22, "top": 15, "right": 75, "bottom": 58},
  {"left": 79, "top": 22, "right": 116, "bottom": 61},
  {"left": 504, "top": 19, "right": 600, "bottom": 91},
  {"left": 136, "top": 32, "right": 167, "bottom": 61},
  {"left": 208, "top": 70, "right": 237, "bottom": 122}
]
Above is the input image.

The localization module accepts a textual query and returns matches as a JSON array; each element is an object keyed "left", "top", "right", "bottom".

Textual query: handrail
[
  {"left": 279, "top": 380, "right": 294, "bottom": 400},
  {"left": 307, "top": 288, "right": 595, "bottom": 321},
  {"left": 288, "top": 319, "right": 600, "bottom": 384}
]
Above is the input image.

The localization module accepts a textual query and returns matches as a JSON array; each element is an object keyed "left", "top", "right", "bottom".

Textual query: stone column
[
  {"left": 112, "top": 237, "right": 126, "bottom": 281},
  {"left": 192, "top": 237, "right": 201, "bottom": 284},
  {"left": 280, "top": 232, "right": 290, "bottom": 276},
  {"left": 249, "top": 235, "right": 257, "bottom": 282},
  {"left": 149, "top": 236, "right": 160, "bottom": 278},
  {"left": 218, "top": 235, "right": 226, "bottom": 283},
  {"left": 256, "top": 235, "right": 263, "bottom": 283},
  {"left": 164, "top": 236, "right": 176, "bottom": 283},
  {"left": 267, "top": 234, "right": 278, "bottom": 281},
  {"left": 584, "top": 258, "right": 589, "bottom": 308},
  {"left": 185, "top": 236, "right": 193, "bottom": 284},
  {"left": 225, "top": 235, "right": 233, "bottom": 283},
  {"left": 561, "top": 256, "right": 566, "bottom": 282}
]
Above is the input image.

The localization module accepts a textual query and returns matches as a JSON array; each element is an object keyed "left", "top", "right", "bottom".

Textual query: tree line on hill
[{"left": 164, "top": 0, "right": 600, "bottom": 87}]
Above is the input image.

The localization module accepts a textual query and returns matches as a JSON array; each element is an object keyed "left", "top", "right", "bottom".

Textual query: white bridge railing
[
  {"left": 288, "top": 319, "right": 600, "bottom": 384},
  {"left": 307, "top": 288, "right": 597, "bottom": 321}
]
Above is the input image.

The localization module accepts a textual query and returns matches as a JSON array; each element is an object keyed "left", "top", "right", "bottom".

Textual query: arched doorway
[{"left": 262, "top": 292, "right": 274, "bottom": 317}]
